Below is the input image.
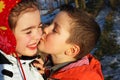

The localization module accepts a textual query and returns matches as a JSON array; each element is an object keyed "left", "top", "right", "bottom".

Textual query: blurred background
[{"left": 38, "top": 0, "right": 120, "bottom": 80}]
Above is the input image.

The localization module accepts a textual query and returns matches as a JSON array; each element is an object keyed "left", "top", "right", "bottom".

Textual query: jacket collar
[
  {"left": 0, "top": 50, "right": 12, "bottom": 64},
  {"left": 44, "top": 55, "right": 89, "bottom": 78}
]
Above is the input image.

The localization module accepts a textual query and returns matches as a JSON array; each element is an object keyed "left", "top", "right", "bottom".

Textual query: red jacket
[{"left": 45, "top": 54, "right": 104, "bottom": 80}]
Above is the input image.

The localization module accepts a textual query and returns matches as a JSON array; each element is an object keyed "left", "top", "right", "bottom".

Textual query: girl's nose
[
  {"left": 39, "top": 28, "right": 43, "bottom": 38},
  {"left": 34, "top": 28, "right": 42, "bottom": 40},
  {"left": 40, "top": 24, "right": 51, "bottom": 40}
]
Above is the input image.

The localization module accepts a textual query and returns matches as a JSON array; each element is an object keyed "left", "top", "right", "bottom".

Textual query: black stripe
[{"left": 0, "top": 52, "right": 12, "bottom": 64}]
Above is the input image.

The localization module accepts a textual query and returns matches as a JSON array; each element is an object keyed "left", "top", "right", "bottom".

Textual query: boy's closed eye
[
  {"left": 52, "top": 27, "right": 57, "bottom": 33},
  {"left": 52, "top": 22, "right": 59, "bottom": 33}
]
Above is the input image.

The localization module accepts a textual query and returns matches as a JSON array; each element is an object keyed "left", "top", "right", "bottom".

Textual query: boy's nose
[
  {"left": 43, "top": 26, "right": 49, "bottom": 35},
  {"left": 41, "top": 32, "right": 46, "bottom": 41},
  {"left": 40, "top": 26, "right": 47, "bottom": 40},
  {"left": 40, "top": 25, "right": 50, "bottom": 40}
]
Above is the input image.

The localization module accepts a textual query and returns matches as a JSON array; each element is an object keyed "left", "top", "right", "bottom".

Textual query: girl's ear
[{"left": 65, "top": 44, "right": 80, "bottom": 57}]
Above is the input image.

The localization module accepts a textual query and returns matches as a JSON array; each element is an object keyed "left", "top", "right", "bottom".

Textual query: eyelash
[
  {"left": 53, "top": 28, "right": 56, "bottom": 32},
  {"left": 52, "top": 25, "right": 57, "bottom": 33},
  {"left": 25, "top": 24, "right": 44, "bottom": 34},
  {"left": 26, "top": 31, "right": 31, "bottom": 34}
]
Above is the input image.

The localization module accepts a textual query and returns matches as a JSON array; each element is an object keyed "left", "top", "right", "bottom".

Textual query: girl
[{"left": 0, "top": 0, "right": 44, "bottom": 80}]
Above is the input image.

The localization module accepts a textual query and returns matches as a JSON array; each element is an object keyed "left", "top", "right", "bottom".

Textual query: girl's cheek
[{"left": 25, "top": 36, "right": 32, "bottom": 43}]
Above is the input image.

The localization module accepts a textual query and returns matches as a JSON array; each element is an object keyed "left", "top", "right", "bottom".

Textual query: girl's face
[
  {"left": 14, "top": 10, "right": 42, "bottom": 57},
  {"left": 38, "top": 11, "right": 72, "bottom": 55}
]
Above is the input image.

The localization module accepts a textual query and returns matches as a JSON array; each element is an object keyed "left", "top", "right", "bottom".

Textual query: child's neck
[{"left": 51, "top": 55, "right": 76, "bottom": 65}]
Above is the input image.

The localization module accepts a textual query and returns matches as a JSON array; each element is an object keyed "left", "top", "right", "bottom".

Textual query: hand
[{"left": 32, "top": 58, "right": 45, "bottom": 74}]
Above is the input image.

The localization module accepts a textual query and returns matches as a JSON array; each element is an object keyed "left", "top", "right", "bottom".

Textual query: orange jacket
[{"left": 47, "top": 54, "right": 104, "bottom": 80}]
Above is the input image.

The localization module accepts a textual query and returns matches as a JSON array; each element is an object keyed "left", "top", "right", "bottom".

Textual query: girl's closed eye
[
  {"left": 26, "top": 30, "right": 32, "bottom": 34},
  {"left": 22, "top": 27, "right": 33, "bottom": 35}
]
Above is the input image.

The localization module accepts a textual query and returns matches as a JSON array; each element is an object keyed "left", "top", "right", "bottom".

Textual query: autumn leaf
[
  {"left": 0, "top": 26, "right": 7, "bottom": 30},
  {"left": 0, "top": 1, "right": 5, "bottom": 13}
]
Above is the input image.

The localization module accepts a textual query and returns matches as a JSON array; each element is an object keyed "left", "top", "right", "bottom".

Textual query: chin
[
  {"left": 39, "top": 50, "right": 50, "bottom": 54},
  {"left": 27, "top": 50, "right": 37, "bottom": 56},
  {"left": 27, "top": 53, "right": 37, "bottom": 57}
]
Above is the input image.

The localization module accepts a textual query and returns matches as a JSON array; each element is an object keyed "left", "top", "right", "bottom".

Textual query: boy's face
[
  {"left": 38, "top": 11, "right": 72, "bottom": 55},
  {"left": 14, "top": 10, "right": 42, "bottom": 56}
]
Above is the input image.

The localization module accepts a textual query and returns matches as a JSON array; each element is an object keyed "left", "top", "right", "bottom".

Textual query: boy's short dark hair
[{"left": 60, "top": 5, "right": 101, "bottom": 59}]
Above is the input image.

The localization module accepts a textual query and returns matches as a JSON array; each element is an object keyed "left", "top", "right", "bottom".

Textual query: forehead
[
  {"left": 54, "top": 11, "right": 72, "bottom": 30},
  {"left": 17, "top": 10, "right": 40, "bottom": 25},
  {"left": 14, "top": 10, "right": 40, "bottom": 31}
]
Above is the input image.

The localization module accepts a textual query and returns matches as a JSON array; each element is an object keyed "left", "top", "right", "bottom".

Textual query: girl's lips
[
  {"left": 27, "top": 43, "right": 37, "bottom": 50},
  {"left": 27, "top": 46, "right": 37, "bottom": 50}
]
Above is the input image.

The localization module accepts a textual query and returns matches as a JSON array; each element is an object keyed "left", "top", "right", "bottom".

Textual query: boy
[{"left": 38, "top": 5, "right": 104, "bottom": 80}]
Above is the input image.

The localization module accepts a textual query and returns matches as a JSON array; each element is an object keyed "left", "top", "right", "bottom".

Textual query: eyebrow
[{"left": 21, "top": 23, "right": 42, "bottom": 31}]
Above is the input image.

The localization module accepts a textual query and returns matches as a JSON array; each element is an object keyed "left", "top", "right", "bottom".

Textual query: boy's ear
[{"left": 65, "top": 44, "right": 80, "bottom": 57}]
